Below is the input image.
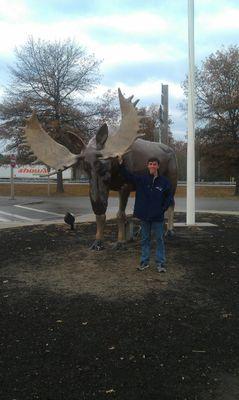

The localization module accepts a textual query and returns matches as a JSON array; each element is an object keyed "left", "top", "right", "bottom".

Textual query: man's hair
[{"left": 147, "top": 157, "right": 160, "bottom": 165}]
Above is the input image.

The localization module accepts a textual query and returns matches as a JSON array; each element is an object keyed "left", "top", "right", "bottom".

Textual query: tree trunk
[
  {"left": 57, "top": 171, "right": 64, "bottom": 193},
  {"left": 235, "top": 176, "right": 239, "bottom": 196}
]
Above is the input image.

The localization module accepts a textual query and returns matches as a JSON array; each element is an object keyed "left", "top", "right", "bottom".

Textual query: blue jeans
[{"left": 140, "top": 221, "right": 166, "bottom": 265}]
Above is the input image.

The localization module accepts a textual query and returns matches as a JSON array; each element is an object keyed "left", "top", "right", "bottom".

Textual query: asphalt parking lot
[{"left": 0, "top": 195, "right": 239, "bottom": 229}]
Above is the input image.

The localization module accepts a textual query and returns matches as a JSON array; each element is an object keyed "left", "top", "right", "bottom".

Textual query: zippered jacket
[{"left": 119, "top": 164, "right": 174, "bottom": 222}]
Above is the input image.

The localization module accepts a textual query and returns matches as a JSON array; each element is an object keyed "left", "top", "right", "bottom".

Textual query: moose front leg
[
  {"left": 89, "top": 183, "right": 109, "bottom": 250},
  {"left": 117, "top": 210, "right": 127, "bottom": 242},
  {"left": 90, "top": 214, "right": 106, "bottom": 250}
]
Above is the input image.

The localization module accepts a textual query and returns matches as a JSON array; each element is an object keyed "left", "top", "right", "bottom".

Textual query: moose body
[
  {"left": 24, "top": 89, "right": 178, "bottom": 249},
  {"left": 82, "top": 133, "right": 177, "bottom": 249}
]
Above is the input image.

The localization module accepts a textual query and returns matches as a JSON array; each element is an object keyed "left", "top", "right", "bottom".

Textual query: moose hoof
[
  {"left": 90, "top": 240, "right": 105, "bottom": 251},
  {"left": 165, "top": 229, "right": 175, "bottom": 239},
  {"left": 112, "top": 241, "right": 127, "bottom": 250}
]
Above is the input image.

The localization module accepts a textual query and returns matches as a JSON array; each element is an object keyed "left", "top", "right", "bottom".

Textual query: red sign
[{"left": 10, "top": 154, "right": 16, "bottom": 168}]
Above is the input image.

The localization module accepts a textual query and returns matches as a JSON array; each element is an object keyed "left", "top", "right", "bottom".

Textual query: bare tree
[
  {"left": 0, "top": 36, "right": 102, "bottom": 192},
  {"left": 181, "top": 45, "right": 239, "bottom": 194}
]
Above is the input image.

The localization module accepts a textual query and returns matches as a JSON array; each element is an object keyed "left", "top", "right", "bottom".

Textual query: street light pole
[
  {"left": 10, "top": 154, "right": 16, "bottom": 200},
  {"left": 187, "top": 0, "right": 196, "bottom": 225},
  {"left": 10, "top": 164, "right": 15, "bottom": 200},
  {"left": 161, "top": 84, "right": 169, "bottom": 145}
]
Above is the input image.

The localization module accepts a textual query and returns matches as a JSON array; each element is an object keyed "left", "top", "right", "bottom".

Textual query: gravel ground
[{"left": 0, "top": 213, "right": 239, "bottom": 400}]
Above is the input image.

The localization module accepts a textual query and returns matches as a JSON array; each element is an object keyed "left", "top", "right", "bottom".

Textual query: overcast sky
[{"left": 0, "top": 0, "right": 238, "bottom": 141}]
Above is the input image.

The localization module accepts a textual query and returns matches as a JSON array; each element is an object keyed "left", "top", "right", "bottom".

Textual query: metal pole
[
  {"left": 10, "top": 165, "right": 15, "bottom": 200},
  {"left": 47, "top": 175, "right": 50, "bottom": 196},
  {"left": 197, "top": 160, "right": 201, "bottom": 182},
  {"left": 47, "top": 166, "right": 50, "bottom": 196},
  {"left": 186, "top": 0, "right": 195, "bottom": 225}
]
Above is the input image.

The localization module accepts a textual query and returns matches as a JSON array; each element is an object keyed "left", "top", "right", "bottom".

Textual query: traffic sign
[{"left": 10, "top": 154, "right": 16, "bottom": 168}]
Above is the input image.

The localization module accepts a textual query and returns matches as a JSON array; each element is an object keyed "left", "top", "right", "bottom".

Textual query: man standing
[{"left": 118, "top": 157, "right": 173, "bottom": 273}]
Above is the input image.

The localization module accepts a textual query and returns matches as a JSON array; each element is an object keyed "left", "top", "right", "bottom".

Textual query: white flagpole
[{"left": 187, "top": 0, "right": 196, "bottom": 225}]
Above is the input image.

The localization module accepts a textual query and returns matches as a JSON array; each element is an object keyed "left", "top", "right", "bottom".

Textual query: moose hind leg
[
  {"left": 165, "top": 205, "right": 175, "bottom": 238},
  {"left": 164, "top": 152, "right": 177, "bottom": 239}
]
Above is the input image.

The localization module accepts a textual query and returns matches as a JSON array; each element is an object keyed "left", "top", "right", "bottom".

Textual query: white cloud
[
  {"left": 0, "top": 0, "right": 30, "bottom": 22},
  {"left": 84, "top": 12, "right": 170, "bottom": 35},
  {"left": 113, "top": 79, "right": 184, "bottom": 102},
  {"left": 0, "top": 13, "right": 185, "bottom": 66},
  {"left": 0, "top": 1, "right": 237, "bottom": 142},
  {"left": 0, "top": 10, "right": 171, "bottom": 55},
  {"left": 93, "top": 42, "right": 186, "bottom": 69},
  {"left": 0, "top": 19, "right": 91, "bottom": 56},
  {"left": 0, "top": 22, "right": 29, "bottom": 54},
  {"left": 89, "top": 79, "right": 184, "bottom": 104},
  {"left": 89, "top": 79, "right": 184, "bottom": 105},
  {"left": 197, "top": 7, "right": 239, "bottom": 32}
]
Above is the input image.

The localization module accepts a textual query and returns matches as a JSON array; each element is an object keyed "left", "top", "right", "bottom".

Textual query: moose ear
[{"left": 96, "top": 123, "right": 108, "bottom": 150}]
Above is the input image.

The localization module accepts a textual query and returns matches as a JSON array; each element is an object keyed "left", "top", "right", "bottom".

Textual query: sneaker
[
  {"left": 156, "top": 264, "right": 166, "bottom": 273},
  {"left": 137, "top": 262, "right": 149, "bottom": 271}
]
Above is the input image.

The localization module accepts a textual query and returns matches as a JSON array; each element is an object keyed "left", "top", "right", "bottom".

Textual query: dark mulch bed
[{"left": 0, "top": 213, "right": 239, "bottom": 400}]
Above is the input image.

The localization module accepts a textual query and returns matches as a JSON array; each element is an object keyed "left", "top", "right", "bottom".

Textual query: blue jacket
[{"left": 119, "top": 164, "right": 173, "bottom": 222}]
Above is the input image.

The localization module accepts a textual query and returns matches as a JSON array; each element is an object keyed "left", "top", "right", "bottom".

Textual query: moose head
[
  {"left": 24, "top": 89, "right": 142, "bottom": 168},
  {"left": 24, "top": 89, "right": 143, "bottom": 214}
]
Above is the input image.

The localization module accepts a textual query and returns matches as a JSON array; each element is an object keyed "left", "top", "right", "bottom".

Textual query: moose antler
[
  {"left": 100, "top": 88, "right": 143, "bottom": 159},
  {"left": 24, "top": 112, "right": 80, "bottom": 173}
]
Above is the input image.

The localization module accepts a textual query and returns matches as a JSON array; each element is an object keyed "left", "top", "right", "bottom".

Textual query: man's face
[{"left": 147, "top": 161, "right": 159, "bottom": 175}]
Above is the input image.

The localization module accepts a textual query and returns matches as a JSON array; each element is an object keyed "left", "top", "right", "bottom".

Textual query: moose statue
[{"left": 24, "top": 89, "right": 178, "bottom": 250}]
